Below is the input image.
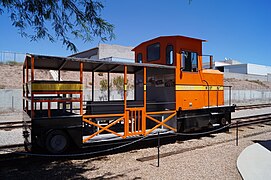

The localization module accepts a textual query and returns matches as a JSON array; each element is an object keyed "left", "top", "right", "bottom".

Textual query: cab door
[{"left": 176, "top": 51, "right": 204, "bottom": 110}]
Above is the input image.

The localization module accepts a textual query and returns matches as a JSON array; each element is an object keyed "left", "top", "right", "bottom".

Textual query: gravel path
[
  {"left": 0, "top": 111, "right": 22, "bottom": 122},
  {"left": 0, "top": 112, "right": 24, "bottom": 147},
  {"left": 75, "top": 125, "right": 271, "bottom": 179},
  {"left": 0, "top": 129, "right": 23, "bottom": 146}
]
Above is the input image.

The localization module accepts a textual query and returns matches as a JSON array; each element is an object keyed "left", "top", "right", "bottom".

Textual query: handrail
[
  {"left": 202, "top": 80, "right": 210, "bottom": 108},
  {"left": 201, "top": 54, "right": 213, "bottom": 69}
]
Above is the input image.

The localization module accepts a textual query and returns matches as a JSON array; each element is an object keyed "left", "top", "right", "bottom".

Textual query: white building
[
  {"left": 215, "top": 60, "right": 271, "bottom": 76},
  {"left": 69, "top": 44, "right": 134, "bottom": 63}
]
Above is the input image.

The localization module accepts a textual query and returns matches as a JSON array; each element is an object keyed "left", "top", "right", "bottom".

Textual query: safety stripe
[
  {"left": 30, "top": 83, "right": 83, "bottom": 91},
  {"left": 175, "top": 85, "right": 224, "bottom": 91},
  {"left": 144, "top": 84, "right": 146, "bottom": 91}
]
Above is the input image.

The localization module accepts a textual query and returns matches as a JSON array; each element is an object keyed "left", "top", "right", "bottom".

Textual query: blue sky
[{"left": 0, "top": 0, "right": 271, "bottom": 65}]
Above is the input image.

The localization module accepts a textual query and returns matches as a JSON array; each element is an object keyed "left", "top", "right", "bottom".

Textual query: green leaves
[{"left": 0, "top": 0, "right": 115, "bottom": 52}]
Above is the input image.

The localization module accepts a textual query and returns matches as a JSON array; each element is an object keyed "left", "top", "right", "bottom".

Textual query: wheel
[{"left": 45, "top": 130, "right": 69, "bottom": 154}]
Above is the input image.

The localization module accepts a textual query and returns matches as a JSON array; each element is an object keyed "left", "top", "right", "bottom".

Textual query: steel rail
[
  {"left": 0, "top": 143, "right": 24, "bottom": 150},
  {"left": 231, "top": 114, "right": 271, "bottom": 128},
  {"left": 0, "top": 121, "right": 30, "bottom": 130},
  {"left": 235, "top": 103, "right": 271, "bottom": 111}
]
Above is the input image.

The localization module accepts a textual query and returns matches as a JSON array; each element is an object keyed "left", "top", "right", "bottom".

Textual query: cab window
[
  {"left": 147, "top": 43, "right": 160, "bottom": 61},
  {"left": 182, "top": 51, "right": 198, "bottom": 72},
  {"left": 166, "top": 45, "right": 174, "bottom": 65},
  {"left": 137, "top": 53, "right": 143, "bottom": 63}
]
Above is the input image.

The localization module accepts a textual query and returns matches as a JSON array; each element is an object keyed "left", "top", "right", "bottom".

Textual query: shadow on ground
[
  {"left": 0, "top": 157, "right": 95, "bottom": 179},
  {"left": 0, "top": 155, "right": 142, "bottom": 179}
]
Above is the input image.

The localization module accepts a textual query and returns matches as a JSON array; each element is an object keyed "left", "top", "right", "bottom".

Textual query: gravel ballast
[{"left": 76, "top": 126, "right": 271, "bottom": 179}]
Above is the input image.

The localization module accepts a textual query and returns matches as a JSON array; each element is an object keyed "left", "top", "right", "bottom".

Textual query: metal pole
[
  {"left": 236, "top": 120, "right": 239, "bottom": 146},
  {"left": 210, "top": 55, "right": 213, "bottom": 69},
  {"left": 216, "top": 87, "right": 218, "bottom": 107},
  {"left": 12, "top": 96, "right": 14, "bottom": 112},
  {"left": 157, "top": 131, "right": 160, "bottom": 167},
  {"left": 92, "top": 72, "right": 94, "bottom": 101},
  {"left": 107, "top": 72, "right": 110, "bottom": 101},
  {"left": 229, "top": 86, "right": 232, "bottom": 106}
]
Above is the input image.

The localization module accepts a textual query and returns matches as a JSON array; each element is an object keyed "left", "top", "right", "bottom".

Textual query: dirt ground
[
  {"left": 1, "top": 125, "right": 271, "bottom": 179},
  {"left": 1, "top": 63, "right": 271, "bottom": 90}
]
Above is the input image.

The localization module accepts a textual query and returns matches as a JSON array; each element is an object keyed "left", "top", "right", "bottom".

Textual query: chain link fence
[{"left": 0, "top": 51, "right": 25, "bottom": 64}]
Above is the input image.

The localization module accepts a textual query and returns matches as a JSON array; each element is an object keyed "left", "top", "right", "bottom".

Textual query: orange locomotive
[{"left": 22, "top": 35, "right": 235, "bottom": 153}]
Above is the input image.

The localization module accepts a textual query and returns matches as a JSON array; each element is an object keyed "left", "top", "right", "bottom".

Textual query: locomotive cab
[{"left": 133, "top": 36, "right": 235, "bottom": 132}]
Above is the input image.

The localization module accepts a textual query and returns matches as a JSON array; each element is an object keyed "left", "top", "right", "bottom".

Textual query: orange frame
[{"left": 82, "top": 65, "right": 177, "bottom": 143}]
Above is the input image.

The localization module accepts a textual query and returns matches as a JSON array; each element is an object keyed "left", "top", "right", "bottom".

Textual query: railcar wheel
[{"left": 45, "top": 130, "right": 69, "bottom": 154}]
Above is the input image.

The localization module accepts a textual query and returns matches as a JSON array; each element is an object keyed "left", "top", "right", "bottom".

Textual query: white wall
[
  {"left": 224, "top": 64, "right": 248, "bottom": 74},
  {"left": 247, "top": 63, "right": 271, "bottom": 76}
]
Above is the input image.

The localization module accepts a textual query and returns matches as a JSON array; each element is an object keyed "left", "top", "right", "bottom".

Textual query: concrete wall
[
  {"left": 69, "top": 48, "right": 98, "bottom": 59},
  {"left": 1, "top": 88, "right": 271, "bottom": 112},
  {"left": 225, "top": 90, "right": 271, "bottom": 105},
  {"left": 83, "top": 89, "right": 134, "bottom": 101},
  {"left": 0, "top": 89, "right": 22, "bottom": 112},
  {"left": 70, "top": 44, "right": 135, "bottom": 61},
  {"left": 224, "top": 72, "right": 270, "bottom": 82},
  {"left": 100, "top": 57, "right": 134, "bottom": 63},
  {"left": 98, "top": 44, "right": 134, "bottom": 60}
]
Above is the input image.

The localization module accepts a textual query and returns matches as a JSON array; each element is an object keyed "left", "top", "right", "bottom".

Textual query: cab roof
[{"left": 132, "top": 35, "right": 207, "bottom": 51}]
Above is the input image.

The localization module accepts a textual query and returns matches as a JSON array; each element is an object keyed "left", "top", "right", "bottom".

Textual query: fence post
[
  {"left": 12, "top": 96, "right": 14, "bottom": 112},
  {"left": 236, "top": 120, "right": 239, "bottom": 146},
  {"left": 157, "top": 131, "right": 160, "bottom": 167}
]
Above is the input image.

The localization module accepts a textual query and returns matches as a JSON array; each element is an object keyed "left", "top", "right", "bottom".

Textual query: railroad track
[
  {"left": 231, "top": 113, "right": 271, "bottom": 128},
  {"left": 1, "top": 113, "right": 271, "bottom": 159},
  {"left": 0, "top": 143, "right": 24, "bottom": 150},
  {"left": 235, "top": 103, "right": 271, "bottom": 111},
  {"left": 1, "top": 103, "right": 270, "bottom": 129},
  {"left": 0, "top": 121, "right": 30, "bottom": 130}
]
